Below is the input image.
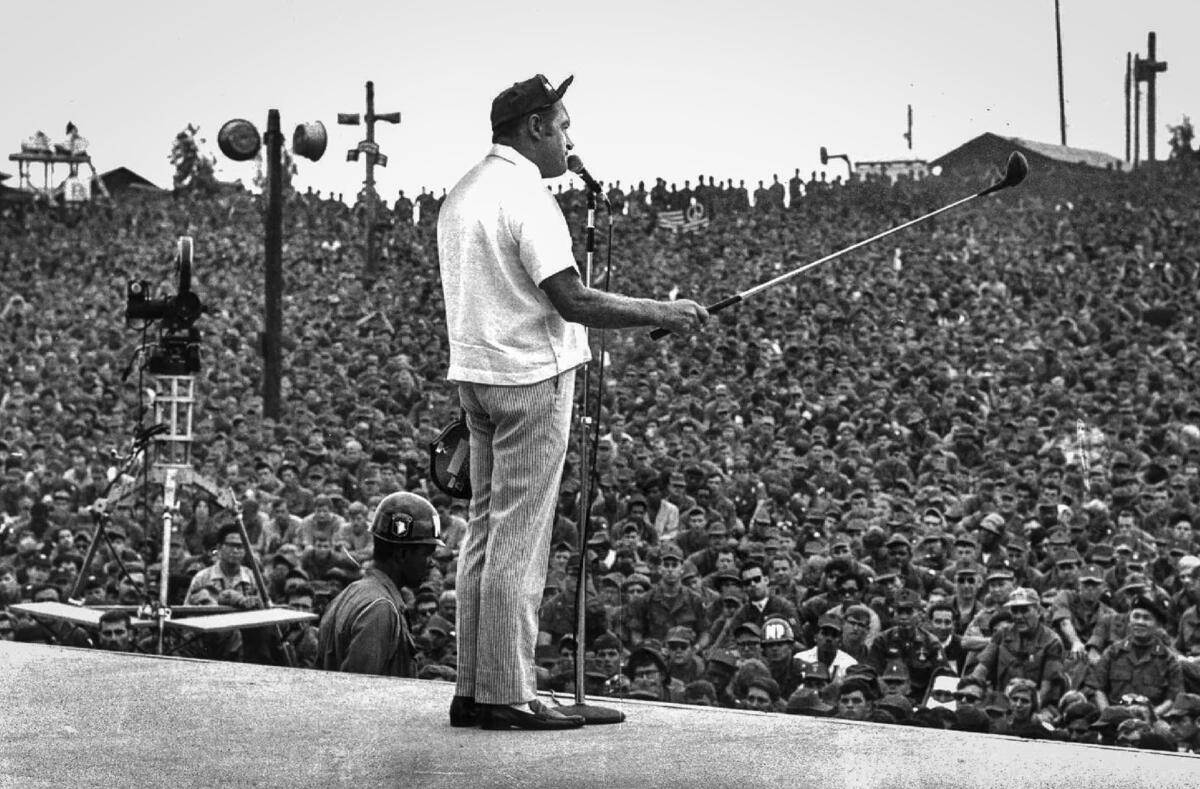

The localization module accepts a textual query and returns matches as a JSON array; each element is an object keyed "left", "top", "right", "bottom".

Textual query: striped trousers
[{"left": 454, "top": 369, "right": 576, "bottom": 705}]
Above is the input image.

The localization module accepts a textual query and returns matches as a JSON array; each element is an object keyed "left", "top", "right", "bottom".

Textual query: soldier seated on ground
[
  {"left": 95, "top": 609, "right": 135, "bottom": 653},
  {"left": 622, "top": 643, "right": 685, "bottom": 702},
  {"left": 278, "top": 583, "right": 320, "bottom": 669},
  {"left": 836, "top": 676, "right": 876, "bottom": 721},
  {"left": 1086, "top": 596, "right": 1182, "bottom": 717},
  {"left": 1162, "top": 692, "right": 1200, "bottom": 753},
  {"left": 1004, "top": 678, "right": 1054, "bottom": 739},
  {"left": 683, "top": 680, "right": 718, "bottom": 707},
  {"left": 740, "top": 675, "right": 783, "bottom": 712}
]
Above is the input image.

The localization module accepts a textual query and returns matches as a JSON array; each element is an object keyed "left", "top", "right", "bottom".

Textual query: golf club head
[
  {"left": 1000, "top": 151, "right": 1029, "bottom": 189},
  {"left": 978, "top": 152, "right": 1029, "bottom": 197}
]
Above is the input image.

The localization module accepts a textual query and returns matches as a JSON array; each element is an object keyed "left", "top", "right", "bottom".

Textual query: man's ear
[{"left": 527, "top": 112, "right": 546, "bottom": 141}]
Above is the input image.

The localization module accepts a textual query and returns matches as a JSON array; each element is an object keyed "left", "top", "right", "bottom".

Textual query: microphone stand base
[{"left": 554, "top": 702, "right": 626, "bottom": 725}]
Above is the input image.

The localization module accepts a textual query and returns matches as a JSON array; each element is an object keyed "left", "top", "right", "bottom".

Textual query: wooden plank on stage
[
  {"left": 162, "top": 607, "right": 316, "bottom": 632},
  {"left": 8, "top": 601, "right": 155, "bottom": 629},
  {"left": 0, "top": 642, "right": 1195, "bottom": 789}
]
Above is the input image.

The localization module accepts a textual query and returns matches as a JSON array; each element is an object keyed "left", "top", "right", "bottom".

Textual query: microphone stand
[{"left": 555, "top": 186, "right": 624, "bottom": 725}]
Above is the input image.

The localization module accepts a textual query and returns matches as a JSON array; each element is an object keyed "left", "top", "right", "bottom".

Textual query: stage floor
[{"left": 1, "top": 642, "right": 1195, "bottom": 788}]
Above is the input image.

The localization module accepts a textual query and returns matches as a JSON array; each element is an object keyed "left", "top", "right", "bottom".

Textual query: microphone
[
  {"left": 567, "top": 155, "right": 609, "bottom": 207},
  {"left": 134, "top": 423, "right": 170, "bottom": 447}
]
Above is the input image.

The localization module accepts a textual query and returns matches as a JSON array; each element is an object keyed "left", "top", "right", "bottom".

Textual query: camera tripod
[{"left": 17, "top": 238, "right": 313, "bottom": 656}]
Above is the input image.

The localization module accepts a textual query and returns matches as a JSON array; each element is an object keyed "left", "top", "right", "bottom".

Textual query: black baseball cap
[{"left": 490, "top": 74, "right": 574, "bottom": 130}]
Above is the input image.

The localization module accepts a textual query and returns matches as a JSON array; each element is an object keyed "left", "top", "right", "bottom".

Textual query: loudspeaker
[
  {"left": 218, "top": 119, "right": 261, "bottom": 161},
  {"left": 292, "top": 121, "right": 327, "bottom": 162}
]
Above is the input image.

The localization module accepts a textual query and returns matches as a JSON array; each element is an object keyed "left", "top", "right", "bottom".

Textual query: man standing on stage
[{"left": 438, "top": 73, "right": 707, "bottom": 730}]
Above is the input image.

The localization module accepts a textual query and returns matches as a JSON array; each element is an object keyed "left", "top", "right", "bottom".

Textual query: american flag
[{"left": 656, "top": 202, "right": 710, "bottom": 233}]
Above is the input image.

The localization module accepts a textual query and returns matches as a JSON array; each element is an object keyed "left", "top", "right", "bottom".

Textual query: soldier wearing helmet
[
  {"left": 317, "top": 492, "right": 442, "bottom": 677},
  {"left": 760, "top": 617, "right": 803, "bottom": 697}
]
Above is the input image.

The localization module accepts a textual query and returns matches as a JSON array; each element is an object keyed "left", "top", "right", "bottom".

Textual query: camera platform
[{"left": 9, "top": 601, "right": 315, "bottom": 635}]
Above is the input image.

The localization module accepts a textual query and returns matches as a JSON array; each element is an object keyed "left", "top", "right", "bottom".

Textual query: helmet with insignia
[
  {"left": 370, "top": 491, "right": 445, "bottom": 547},
  {"left": 762, "top": 617, "right": 795, "bottom": 644}
]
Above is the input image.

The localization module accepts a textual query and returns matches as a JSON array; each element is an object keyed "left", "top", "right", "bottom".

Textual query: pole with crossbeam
[{"left": 339, "top": 81, "right": 401, "bottom": 277}]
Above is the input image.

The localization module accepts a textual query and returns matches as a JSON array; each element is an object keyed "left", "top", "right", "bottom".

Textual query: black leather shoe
[
  {"left": 480, "top": 700, "right": 585, "bottom": 730},
  {"left": 450, "top": 695, "right": 480, "bottom": 727}
]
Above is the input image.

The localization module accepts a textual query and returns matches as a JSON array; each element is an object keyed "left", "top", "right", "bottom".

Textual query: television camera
[{"left": 126, "top": 237, "right": 205, "bottom": 375}]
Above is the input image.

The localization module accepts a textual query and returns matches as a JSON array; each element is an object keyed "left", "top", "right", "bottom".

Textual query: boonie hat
[{"left": 1004, "top": 587, "right": 1040, "bottom": 608}]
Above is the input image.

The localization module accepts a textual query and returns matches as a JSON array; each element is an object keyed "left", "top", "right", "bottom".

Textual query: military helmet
[
  {"left": 761, "top": 617, "right": 795, "bottom": 644},
  {"left": 370, "top": 492, "right": 445, "bottom": 547}
]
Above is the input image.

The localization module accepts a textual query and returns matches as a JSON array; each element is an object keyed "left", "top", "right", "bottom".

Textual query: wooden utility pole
[
  {"left": 218, "top": 111, "right": 325, "bottom": 420},
  {"left": 263, "top": 110, "right": 283, "bottom": 420},
  {"left": 1124, "top": 53, "right": 1132, "bottom": 163},
  {"left": 1135, "top": 32, "right": 1168, "bottom": 162},
  {"left": 1134, "top": 56, "right": 1141, "bottom": 167},
  {"left": 903, "top": 105, "right": 913, "bottom": 151},
  {"left": 339, "top": 81, "right": 400, "bottom": 277},
  {"left": 1054, "top": 0, "right": 1067, "bottom": 145}
]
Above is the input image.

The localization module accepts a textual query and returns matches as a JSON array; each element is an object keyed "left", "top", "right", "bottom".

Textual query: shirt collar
[
  {"left": 367, "top": 566, "right": 405, "bottom": 606},
  {"left": 488, "top": 143, "right": 542, "bottom": 181}
]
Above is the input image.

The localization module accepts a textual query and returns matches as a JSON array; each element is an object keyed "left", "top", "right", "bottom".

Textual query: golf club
[{"left": 651, "top": 151, "right": 1029, "bottom": 340}]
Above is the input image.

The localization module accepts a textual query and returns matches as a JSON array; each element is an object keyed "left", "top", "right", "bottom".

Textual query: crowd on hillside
[{"left": 3, "top": 156, "right": 1200, "bottom": 751}]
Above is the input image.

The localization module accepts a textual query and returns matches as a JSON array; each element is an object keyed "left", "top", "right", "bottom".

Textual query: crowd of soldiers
[{"left": 3, "top": 153, "right": 1200, "bottom": 751}]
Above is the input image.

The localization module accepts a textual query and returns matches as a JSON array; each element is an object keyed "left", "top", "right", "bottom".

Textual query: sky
[{"left": 3, "top": 0, "right": 1198, "bottom": 201}]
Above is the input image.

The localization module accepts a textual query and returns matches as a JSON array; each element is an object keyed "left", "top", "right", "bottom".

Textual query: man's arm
[
  {"left": 185, "top": 567, "right": 207, "bottom": 600},
  {"left": 866, "top": 637, "right": 888, "bottom": 674},
  {"left": 1038, "top": 679, "right": 1054, "bottom": 709},
  {"left": 540, "top": 269, "right": 707, "bottom": 333},
  {"left": 1040, "top": 632, "right": 1065, "bottom": 685},
  {"left": 961, "top": 610, "right": 992, "bottom": 651},
  {"left": 1051, "top": 599, "right": 1087, "bottom": 660},
  {"left": 960, "top": 634, "right": 991, "bottom": 652},
  {"left": 970, "top": 638, "right": 998, "bottom": 686},
  {"left": 626, "top": 598, "right": 646, "bottom": 646},
  {"left": 1160, "top": 654, "right": 1184, "bottom": 715},
  {"left": 1087, "top": 612, "right": 1112, "bottom": 653},
  {"left": 773, "top": 597, "right": 801, "bottom": 634},
  {"left": 536, "top": 600, "right": 561, "bottom": 647},
  {"left": 691, "top": 596, "right": 712, "bottom": 653},
  {"left": 1087, "top": 648, "right": 1112, "bottom": 710}
]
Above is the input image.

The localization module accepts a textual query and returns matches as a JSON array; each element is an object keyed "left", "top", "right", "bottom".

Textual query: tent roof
[
  {"left": 1004, "top": 136, "right": 1125, "bottom": 170},
  {"left": 99, "top": 167, "right": 163, "bottom": 191},
  {"left": 931, "top": 132, "right": 1126, "bottom": 172}
]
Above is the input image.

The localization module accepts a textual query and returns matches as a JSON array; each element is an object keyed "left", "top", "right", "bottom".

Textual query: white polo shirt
[{"left": 437, "top": 144, "right": 590, "bottom": 385}]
